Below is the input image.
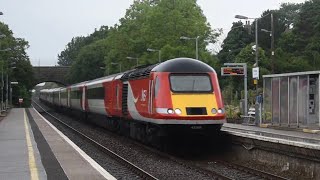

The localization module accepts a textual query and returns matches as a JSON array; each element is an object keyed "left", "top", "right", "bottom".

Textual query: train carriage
[
  {"left": 60, "top": 87, "right": 68, "bottom": 107},
  {"left": 86, "top": 76, "right": 112, "bottom": 115},
  {"left": 69, "top": 82, "right": 86, "bottom": 111},
  {"left": 52, "top": 88, "right": 61, "bottom": 106}
]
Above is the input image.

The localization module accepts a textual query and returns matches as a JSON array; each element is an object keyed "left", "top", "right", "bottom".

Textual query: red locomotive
[{"left": 40, "top": 58, "right": 225, "bottom": 142}]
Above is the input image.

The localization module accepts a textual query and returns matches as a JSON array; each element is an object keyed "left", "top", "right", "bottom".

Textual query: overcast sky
[{"left": 1, "top": 0, "right": 305, "bottom": 66}]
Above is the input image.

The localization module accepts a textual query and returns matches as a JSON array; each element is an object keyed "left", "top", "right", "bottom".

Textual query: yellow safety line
[{"left": 24, "top": 109, "right": 40, "bottom": 180}]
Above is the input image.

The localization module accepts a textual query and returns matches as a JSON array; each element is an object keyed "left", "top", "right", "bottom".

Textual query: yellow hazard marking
[
  {"left": 171, "top": 93, "right": 217, "bottom": 116},
  {"left": 24, "top": 109, "right": 40, "bottom": 180},
  {"left": 260, "top": 124, "right": 270, "bottom": 128},
  {"left": 303, "top": 129, "right": 320, "bottom": 134}
]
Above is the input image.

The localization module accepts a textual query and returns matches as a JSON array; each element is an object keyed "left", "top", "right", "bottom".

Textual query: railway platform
[
  {"left": 0, "top": 108, "right": 115, "bottom": 180},
  {"left": 222, "top": 123, "right": 320, "bottom": 179},
  {"left": 222, "top": 123, "right": 320, "bottom": 150}
]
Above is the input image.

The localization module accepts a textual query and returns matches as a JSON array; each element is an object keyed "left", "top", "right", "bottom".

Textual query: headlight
[
  {"left": 175, "top": 108, "right": 182, "bottom": 114},
  {"left": 167, "top": 108, "right": 174, "bottom": 114},
  {"left": 218, "top": 108, "right": 224, "bottom": 114},
  {"left": 211, "top": 108, "right": 217, "bottom": 114}
]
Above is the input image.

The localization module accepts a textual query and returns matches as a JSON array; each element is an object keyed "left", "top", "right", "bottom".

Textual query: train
[{"left": 39, "top": 58, "right": 226, "bottom": 143}]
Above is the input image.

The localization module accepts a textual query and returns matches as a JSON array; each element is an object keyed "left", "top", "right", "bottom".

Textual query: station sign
[
  {"left": 252, "top": 67, "right": 259, "bottom": 79},
  {"left": 221, "top": 67, "right": 245, "bottom": 76}
]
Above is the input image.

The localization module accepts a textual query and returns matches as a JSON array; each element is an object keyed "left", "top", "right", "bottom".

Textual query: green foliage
[
  {"left": 67, "top": 39, "right": 109, "bottom": 83},
  {"left": 225, "top": 105, "right": 240, "bottom": 119},
  {"left": 272, "top": 0, "right": 320, "bottom": 73},
  {"left": 218, "top": 2, "right": 303, "bottom": 74},
  {"left": 218, "top": 1, "right": 319, "bottom": 113},
  {"left": 0, "top": 21, "right": 34, "bottom": 107},
  {"left": 61, "top": 0, "right": 220, "bottom": 83},
  {"left": 218, "top": 21, "right": 254, "bottom": 64},
  {"left": 104, "top": 0, "right": 217, "bottom": 69},
  {"left": 58, "top": 26, "right": 109, "bottom": 66}
]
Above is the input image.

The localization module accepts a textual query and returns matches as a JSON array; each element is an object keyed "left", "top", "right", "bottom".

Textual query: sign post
[
  {"left": 10, "top": 82, "right": 18, "bottom": 108},
  {"left": 252, "top": 67, "right": 259, "bottom": 79},
  {"left": 221, "top": 63, "right": 248, "bottom": 116}
]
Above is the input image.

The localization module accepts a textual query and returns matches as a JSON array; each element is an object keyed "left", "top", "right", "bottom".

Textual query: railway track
[
  {"left": 211, "top": 160, "right": 289, "bottom": 180},
  {"left": 32, "top": 100, "right": 158, "bottom": 180},
  {"left": 32, "top": 99, "right": 236, "bottom": 179},
  {"left": 137, "top": 141, "right": 289, "bottom": 180},
  {"left": 32, "top": 99, "right": 289, "bottom": 179}
]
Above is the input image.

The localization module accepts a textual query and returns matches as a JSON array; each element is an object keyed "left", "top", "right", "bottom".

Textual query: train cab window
[{"left": 169, "top": 74, "right": 213, "bottom": 93}]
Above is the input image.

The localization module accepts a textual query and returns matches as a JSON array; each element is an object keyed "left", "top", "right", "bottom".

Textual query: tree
[
  {"left": 60, "top": 0, "right": 221, "bottom": 83},
  {"left": 67, "top": 39, "right": 109, "bottom": 83},
  {"left": 218, "top": 21, "right": 253, "bottom": 64},
  {"left": 0, "top": 22, "right": 34, "bottom": 106},
  {"left": 58, "top": 26, "right": 110, "bottom": 66},
  {"left": 275, "top": 0, "right": 320, "bottom": 72},
  {"left": 103, "top": 0, "right": 220, "bottom": 73}
]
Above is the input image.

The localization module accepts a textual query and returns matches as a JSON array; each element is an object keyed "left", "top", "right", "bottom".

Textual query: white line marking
[
  {"left": 225, "top": 129, "right": 320, "bottom": 150},
  {"left": 32, "top": 108, "right": 116, "bottom": 180}
]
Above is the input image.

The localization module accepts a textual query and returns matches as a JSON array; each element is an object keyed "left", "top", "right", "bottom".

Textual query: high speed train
[{"left": 39, "top": 58, "right": 226, "bottom": 142}]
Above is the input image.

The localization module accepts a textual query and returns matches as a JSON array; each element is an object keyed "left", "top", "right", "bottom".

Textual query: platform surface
[
  {"left": 0, "top": 108, "right": 46, "bottom": 180},
  {"left": 222, "top": 123, "right": 320, "bottom": 150},
  {"left": 0, "top": 108, "right": 116, "bottom": 180}
]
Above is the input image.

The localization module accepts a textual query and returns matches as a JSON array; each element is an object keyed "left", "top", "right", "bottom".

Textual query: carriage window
[
  {"left": 70, "top": 90, "right": 81, "bottom": 99},
  {"left": 169, "top": 74, "right": 213, "bottom": 93},
  {"left": 60, "top": 91, "right": 67, "bottom": 99},
  {"left": 87, "top": 87, "right": 104, "bottom": 99}
]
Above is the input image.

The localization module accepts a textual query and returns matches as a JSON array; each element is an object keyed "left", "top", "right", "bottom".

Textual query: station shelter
[{"left": 263, "top": 71, "right": 320, "bottom": 129}]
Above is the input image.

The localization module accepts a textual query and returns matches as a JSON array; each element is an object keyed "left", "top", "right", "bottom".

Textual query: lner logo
[{"left": 141, "top": 89, "right": 147, "bottom": 102}]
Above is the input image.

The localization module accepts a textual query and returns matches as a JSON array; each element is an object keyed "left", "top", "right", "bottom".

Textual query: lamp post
[
  {"left": 111, "top": 62, "right": 121, "bottom": 73},
  {"left": 0, "top": 12, "right": 5, "bottom": 111},
  {"left": 126, "top": 56, "right": 139, "bottom": 66},
  {"left": 235, "top": 15, "right": 259, "bottom": 68},
  {"left": 235, "top": 14, "right": 260, "bottom": 97},
  {"left": 261, "top": 13, "right": 274, "bottom": 73},
  {"left": 147, "top": 48, "right": 161, "bottom": 63},
  {"left": 180, "top": 36, "right": 199, "bottom": 60},
  {"left": 0, "top": 47, "right": 10, "bottom": 112}
]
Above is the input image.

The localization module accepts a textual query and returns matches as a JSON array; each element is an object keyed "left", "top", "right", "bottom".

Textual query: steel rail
[{"left": 215, "top": 160, "right": 289, "bottom": 180}]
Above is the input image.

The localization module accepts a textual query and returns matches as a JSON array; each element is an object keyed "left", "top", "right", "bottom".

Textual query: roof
[
  {"left": 263, "top": 71, "right": 320, "bottom": 78},
  {"left": 120, "top": 58, "right": 215, "bottom": 81},
  {"left": 152, "top": 58, "right": 215, "bottom": 73}
]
